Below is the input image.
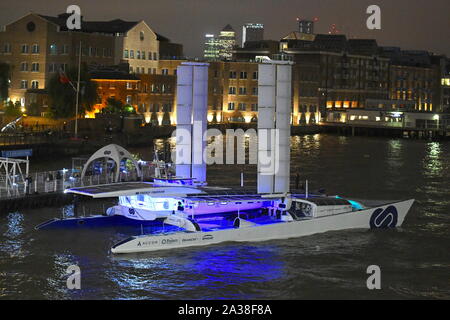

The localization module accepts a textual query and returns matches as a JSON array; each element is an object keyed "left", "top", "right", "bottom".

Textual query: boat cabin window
[{"left": 292, "top": 201, "right": 314, "bottom": 217}]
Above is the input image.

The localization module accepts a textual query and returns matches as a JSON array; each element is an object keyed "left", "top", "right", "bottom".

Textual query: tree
[
  {"left": 5, "top": 101, "right": 22, "bottom": 118},
  {"left": 101, "top": 98, "right": 136, "bottom": 116},
  {"left": 47, "top": 65, "right": 98, "bottom": 118},
  {"left": 101, "top": 97, "right": 124, "bottom": 115},
  {"left": 0, "top": 63, "right": 10, "bottom": 102}
]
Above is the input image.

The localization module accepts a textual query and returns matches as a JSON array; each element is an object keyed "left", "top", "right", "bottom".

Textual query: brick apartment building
[{"left": 0, "top": 12, "right": 182, "bottom": 109}]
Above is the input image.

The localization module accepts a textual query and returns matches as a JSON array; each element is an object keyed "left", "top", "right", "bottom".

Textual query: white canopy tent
[{"left": 81, "top": 144, "right": 142, "bottom": 183}]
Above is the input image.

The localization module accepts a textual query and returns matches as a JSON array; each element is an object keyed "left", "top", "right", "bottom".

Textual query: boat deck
[{"left": 194, "top": 213, "right": 286, "bottom": 232}]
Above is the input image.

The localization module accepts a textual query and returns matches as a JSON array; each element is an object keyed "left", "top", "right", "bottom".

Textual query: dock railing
[{"left": 0, "top": 165, "right": 157, "bottom": 200}]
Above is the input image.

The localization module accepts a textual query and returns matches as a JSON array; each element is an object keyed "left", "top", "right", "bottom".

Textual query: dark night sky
[{"left": 1, "top": 0, "right": 449, "bottom": 58}]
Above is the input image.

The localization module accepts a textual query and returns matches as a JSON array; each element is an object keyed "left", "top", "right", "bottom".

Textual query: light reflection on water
[
  {"left": 109, "top": 245, "right": 284, "bottom": 299},
  {"left": 0, "top": 134, "right": 449, "bottom": 299}
]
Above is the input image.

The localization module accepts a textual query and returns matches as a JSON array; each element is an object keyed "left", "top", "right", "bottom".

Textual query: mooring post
[{"left": 73, "top": 195, "right": 79, "bottom": 217}]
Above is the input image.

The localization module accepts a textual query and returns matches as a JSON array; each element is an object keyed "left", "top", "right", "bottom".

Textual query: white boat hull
[{"left": 111, "top": 199, "right": 414, "bottom": 254}]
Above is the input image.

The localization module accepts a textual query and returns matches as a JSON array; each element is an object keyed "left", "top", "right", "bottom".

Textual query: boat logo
[
  {"left": 161, "top": 238, "right": 178, "bottom": 245},
  {"left": 202, "top": 235, "right": 214, "bottom": 241},
  {"left": 137, "top": 240, "right": 158, "bottom": 247},
  {"left": 370, "top": 206, "right": 398, "bottom": 229},
  {"left": 129, "top": 208, "right": 136, "bottom": 215}
]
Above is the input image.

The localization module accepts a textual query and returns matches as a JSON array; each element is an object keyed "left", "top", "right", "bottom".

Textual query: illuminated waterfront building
[{"left": 1, "top": 12, "right": 446, "bottom": 128}]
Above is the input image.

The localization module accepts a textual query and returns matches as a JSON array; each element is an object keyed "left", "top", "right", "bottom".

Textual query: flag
[
  {"left": 59, "top": 68, "right": 77, "bottom": 92},
  {"left": 59, "top": 69, "right": 70, "bottom": 84}
]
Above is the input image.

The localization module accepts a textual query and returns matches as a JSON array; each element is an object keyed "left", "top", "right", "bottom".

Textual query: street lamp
[{"left": 433, "top": 114, "right": 440, "bottom": 129}]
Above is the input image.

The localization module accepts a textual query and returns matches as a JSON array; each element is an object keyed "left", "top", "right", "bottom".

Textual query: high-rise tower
[
  {"left": 218, "top": 24, "right": 236, "bottom": 60},
  {"left": 242, "top": 23, "right": 264, "bottom": 47},
  {"left": 204, "top": 34, "right": 220, "bottom": 60}
]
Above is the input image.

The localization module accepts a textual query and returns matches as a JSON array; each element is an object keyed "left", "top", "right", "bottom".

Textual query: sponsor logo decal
[
  {"left": 182, "top": 237, "right": 199, "bottom": 243},
  {"left": 161, "top": 238, "right": 179, "bottom": 245},
  {"left": 129, "top": 208, "right": 136, "bottom": 215},
  {"left": 137, "top": 240, "right": 158, "bottom": 247},
  {"left": 370, "top": 206, "right": 398, "bottom": 229},
  {"left": 202, "top": 235, "right": 214, "bottom": 241}
]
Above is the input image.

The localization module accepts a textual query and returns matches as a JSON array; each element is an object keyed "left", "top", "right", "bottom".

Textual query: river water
[{"left": 0, "top": 134, "right": 449, "bottom": 300}]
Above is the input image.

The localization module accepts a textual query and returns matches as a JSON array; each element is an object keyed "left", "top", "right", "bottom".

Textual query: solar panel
[{"left": 69, "top": 182, "right": 154, "bottom": 195}]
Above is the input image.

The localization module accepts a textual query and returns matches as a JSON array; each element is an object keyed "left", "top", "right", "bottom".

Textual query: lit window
[
  {"left": 31, "top": 80, "right": 39, "bottom": 89},
  {"left": 124, "top": 50, "right": 129, "bottom": 59},
  {"left": 32, "top": 44, "right": 39, "bottom": 54},
  {"left": 238, "top": 103, "right": 246, "bottom": 111},
  {"left": 49, "top": 44, "right": 57, "bottom": 55},
  {"left": 21, "top": 44, "right": 29, "bottom": 54},
  {"left": 228, "top": 102, "right": 235, "bottom": 111},
  {"left": 4, "top": 43, "right": 11, "bottom": 53},
  {"left": 31, "top": 63, "right": 39, "bottom": 72},
  {"left": 48, "top": 63, "right": 57, "bottom": 73},
  {"left": 20, "top": 80, "right": 28, "bottom": 89},
  {"left": 20, "top": 62, "right": 28, "bottom": 72}
]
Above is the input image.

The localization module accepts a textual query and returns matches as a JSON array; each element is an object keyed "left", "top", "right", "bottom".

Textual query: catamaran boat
[
  {"left": 36, "top": 61, "right": 415, "bottom": 254},
  {"left": 36, "top": 181, "right": 267, "bottom": 231},
  {"left": 35, "top": 180, "right": 414, "bottom": 254}
]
